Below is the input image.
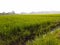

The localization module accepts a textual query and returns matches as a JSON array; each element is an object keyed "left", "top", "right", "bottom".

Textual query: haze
[{"left": 0, "top": 0, "right": 60, "bottom": 13}]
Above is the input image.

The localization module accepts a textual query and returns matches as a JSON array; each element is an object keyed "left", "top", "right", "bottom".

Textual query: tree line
[{"left": 0, "top": 11, "right": 15, "bottom": 15}]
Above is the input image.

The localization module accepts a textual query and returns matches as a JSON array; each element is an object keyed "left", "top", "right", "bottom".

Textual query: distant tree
[
  {"left": 7, "top": 11, "right": 15, "bottom": 14},
  {"left": 2, "top": 12, "right": 6, "bottom": 15},
  {"left": 11, "top": 11, "right": 15, "bottom": 14},
  {"left": 21, "top": 12, "right": 26, "bottom": 14},
  {"left": 30, "top": 11, "right": 36, "bottom": 14}
]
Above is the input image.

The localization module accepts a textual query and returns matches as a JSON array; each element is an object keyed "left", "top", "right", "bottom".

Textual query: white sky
[{"left": 0, "top": 0, "right": 60, "bottom": 13}]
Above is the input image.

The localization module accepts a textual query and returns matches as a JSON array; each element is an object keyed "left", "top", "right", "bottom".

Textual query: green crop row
[
  {"left": 26, "top": 29, "right": 60, "bottom": 45},
  {"left": 0, "top": 14, "right": 60, "bottom": 45}
]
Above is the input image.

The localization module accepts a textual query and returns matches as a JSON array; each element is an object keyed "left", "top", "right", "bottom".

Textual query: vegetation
[
  {"left": 0, "top": 14, "right": 60, "bottom": 45},
  {"left": 26, "top": 29, "right": 60, "bottom": 45}
]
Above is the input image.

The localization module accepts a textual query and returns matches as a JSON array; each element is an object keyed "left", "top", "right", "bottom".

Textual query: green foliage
[
  {"left": 0, "top": 14, "right": 60, "bottom": 45},
  {"left": 26, "top": 29, "right": 60, "bottom": 45}
]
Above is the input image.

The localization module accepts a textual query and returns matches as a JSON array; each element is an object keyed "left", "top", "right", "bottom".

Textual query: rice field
[{"left": 0, "top": 14, "right": 60, "bottom": 45}]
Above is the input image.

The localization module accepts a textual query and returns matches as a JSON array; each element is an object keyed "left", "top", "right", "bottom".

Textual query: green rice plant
[
  {"left": 0, "top": 14, "right": 60, "bottom": 45},
  {"left": 26, "top": 29, "right": 60, "bottom": 45}
]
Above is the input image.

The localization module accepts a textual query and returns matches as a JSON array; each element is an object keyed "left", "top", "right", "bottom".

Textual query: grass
[
  {"left": 0, "top": 14, "right": 60, "bottom": 45},
  {"left": 26, "top": 29, "right": 60, "bottom": 45}
]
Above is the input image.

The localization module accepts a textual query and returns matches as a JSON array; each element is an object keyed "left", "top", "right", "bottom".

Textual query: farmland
[{"left": 0, "top": 14, "right": 60, "bottom": 45}]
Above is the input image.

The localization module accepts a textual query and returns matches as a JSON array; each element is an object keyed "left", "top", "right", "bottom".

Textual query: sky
[{"left": 0, "top": 0, "right": 60, "bottom": 13}]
